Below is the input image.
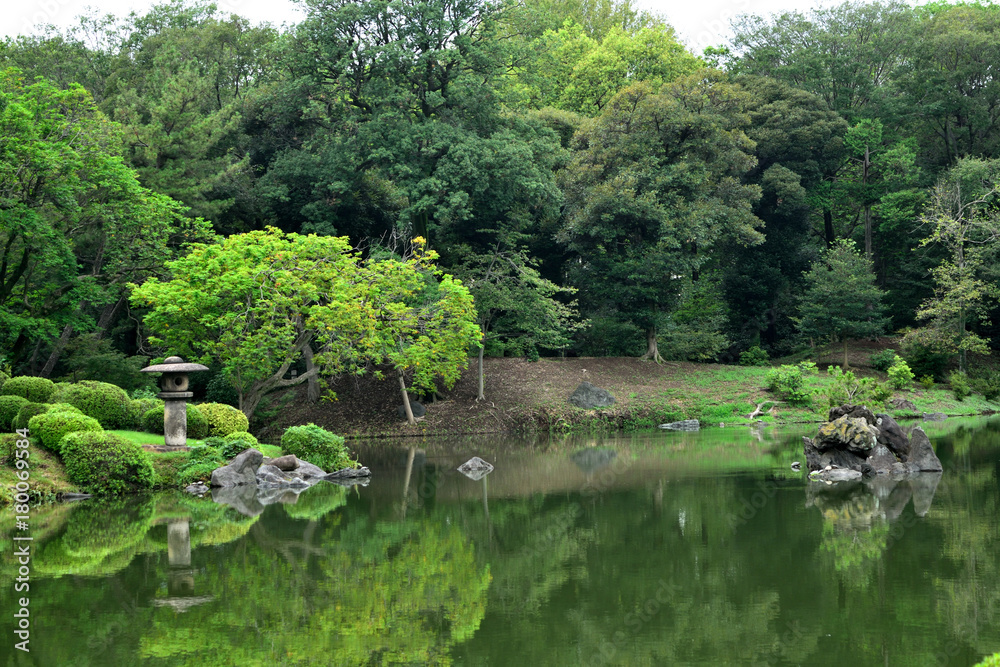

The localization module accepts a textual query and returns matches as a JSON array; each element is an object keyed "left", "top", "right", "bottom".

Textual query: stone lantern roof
[{"left": 140, "top": 356, "right": 210, "bottom": 374}]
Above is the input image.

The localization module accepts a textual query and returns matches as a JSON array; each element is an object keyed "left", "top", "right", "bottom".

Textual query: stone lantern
[{"left": 140, "top": 356, "right": 209, "bottom": 446}]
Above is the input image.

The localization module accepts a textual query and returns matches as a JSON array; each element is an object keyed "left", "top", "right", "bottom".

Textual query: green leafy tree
[
  {"left": 797, "top": 239, "right": 889, "bottom": 367},
  {"left": 130, "top": 229, "right": 480, "bottom": 421},
  {"left": 913, "top": 158, "right": 1000, "bottom": 373},
  {"left": 453, "top": 243, "right": 582, "bottom": 399},
  {"left": 558, "top": 73, "right": 764, "bottom": 362}
]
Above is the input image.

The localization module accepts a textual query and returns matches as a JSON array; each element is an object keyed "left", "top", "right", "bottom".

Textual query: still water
[{"left": 2, "top": 419, "right": 999, "bottom": 666}]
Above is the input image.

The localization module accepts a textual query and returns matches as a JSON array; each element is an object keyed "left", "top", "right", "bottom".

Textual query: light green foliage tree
[
  {"left": 797, "top": 239, "right": 889, "bottom": 367},
  {"left": 913, "top": 158, "right": 1000, "bottom": 373},
  {"left": 130, "top": 229, "right": 480, "bottom": 422},
  {"left": 559, "top": 73, "right": 764, "bottom": 362}
]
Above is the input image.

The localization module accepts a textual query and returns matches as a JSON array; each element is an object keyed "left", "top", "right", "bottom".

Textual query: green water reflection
[{"left": 2, "top": 419, "right": 999, "bottom": 665}]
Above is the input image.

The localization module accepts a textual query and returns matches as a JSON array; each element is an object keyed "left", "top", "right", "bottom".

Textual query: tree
[
  {"left": 0, "top": 67, "right": 209, "bottom": 372},
  {"left": 913, "top": 158, "right": 1000, "bottom": 374},
  {"left": 558, "top": 73, "right": 764, "bottom": 362},
  {"left": 797, "top": 239, "right": 889, "bottom": 367},
  {"left": 129, "top": 229, "right": 480, "bottom": 421},
  {"left": 452, "top": 243, "right": 581, "bottom": 400}
]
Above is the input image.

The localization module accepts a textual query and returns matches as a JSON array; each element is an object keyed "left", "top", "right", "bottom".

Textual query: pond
[{"left": 2, "top": 418, "right": 999, "bottom": 666}]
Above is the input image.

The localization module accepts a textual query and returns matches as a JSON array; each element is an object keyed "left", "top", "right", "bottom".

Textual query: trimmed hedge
[
  {"left": 0, "top": 395, "right": 29, "bottom": 431},
  {"left": 204, "top": 432, "right": 261, "bottom": 459},
  {"left": 49, "top": 380, "right": 131, "bottom": 429},
  {"left": 0, "top": 370, "right": 9, "bottom": 391},
  {"left": 280, "top": 423, "right": 355, "bottom": 472},
  {"left": 197, "top": 402, "right": 249, "bottom": 437},
  {"left": 27, "top": 411, "right": 103, "bottom": 454},
  {"left": 141, "top": 404, "right": 208, "bottom": 440},
  {"left": 60, "top": 432, "right": 155, "bottom": 495},
  {"left": 126, "top": 398, "right": 164, "bottom": 431},
  {"left": 1, "top": 376, "right": 56, "bottom": 402},
  {"left": 13, "top": 403, "right": 51, "bottom": 431}
]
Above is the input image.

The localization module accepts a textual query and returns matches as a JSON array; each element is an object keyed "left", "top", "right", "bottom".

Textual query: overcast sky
[{"left": 1, "top": 0, "right": 860, "bottom": 52}]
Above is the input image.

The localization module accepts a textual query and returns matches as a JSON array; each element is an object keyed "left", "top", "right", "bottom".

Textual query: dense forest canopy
[{"left": 3, "top": 0, "right": 1000, "bottom": 402}]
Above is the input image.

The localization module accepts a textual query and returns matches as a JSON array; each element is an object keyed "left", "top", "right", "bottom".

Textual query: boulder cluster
[
  {"left": 192, "top": 448, "right": 371, "bottom": 493},
  {"left": 803, "top": 405, "right": 942, "bottom": 482}
]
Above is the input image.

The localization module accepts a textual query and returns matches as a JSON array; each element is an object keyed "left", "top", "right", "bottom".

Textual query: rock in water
[
  {"left": 865, "top": 443, "right": 897, "bottom": 474},
  {"left": 323, "top": 466, "right": 372, "bottom": 480},
  {"left": 397, "top": 401, "right": 427, "bottom": 419},
  {"left": 922, "top": 412, "right": 947, "bottom": 421},
  {"left": 815, "top": 416, "right": 879, "bottom": 455},
  {"left": 458, "top": 456, "right": 494, "bottom": 480},
  {"left": 210, "top": 448, "right": 263, "bottom": 487},
  {"left": 874, "top": 413, "right": 911, "bottom": 460},
  {"left": 568, "top": 382, "right": 616, "bottom": 409},
  {"left": 803, "top": 436, "right": 868, "bottom": 472},
  {"left": 906, "top": 428, "right": 943, "bottom": 472},
  {"left": 889, "top": 398, "right": 917, "bottom": 411},
  {"left": 828, "top": 404, "right": 877, "bottom": 425},
  {"left": 268, "top": 454, "right": 299, "bottom": 471},
  {"left": 809, "top": 467, "right": 863, "bottom": 483},
  {"left": 659, "top": 419, "right": 700, "bottom": 431}
]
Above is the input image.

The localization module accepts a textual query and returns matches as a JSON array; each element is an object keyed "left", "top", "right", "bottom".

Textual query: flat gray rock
[
  {"left": 809, "top": 467, "right": 863, "bottom": 483},
  {"left": 323, "top": 466, "right": 372, "bottom": 480},
  {"left": 458, "top": 456, "right": 494, "bottom": 480},
  {"left": 659, "top": 419, "right": 700, "bottom": 431}
]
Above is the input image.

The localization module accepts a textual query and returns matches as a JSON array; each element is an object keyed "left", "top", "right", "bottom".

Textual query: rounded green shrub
[
  {"left": 186, "top": 444, "right": 224, "bottom": 464},
  {"left": 0, "top": 433, "right": 18, "bottom": 466},
  {"left": 61, "top": 432, "right": 155, "bottom": 495},
  {"left": 739, "top": 345, "right": 769, "bottom": 367},
  {"left": 0, "top": 395, "right": 29, "bottom": 431},
  {"left": 0, "top": 370, "right": 9, "bottom": 391},
  {"left": 869, "top": 349, "right": 899, "bottom": 372},
  {"left": 280, "top": 423, "right": 355, "bottom": 472},
  {"left": 13, "top": 403, "right": 51, "bottom": 431},
  {"left": 49, "top": 380, "right": 131, "bottom": 429},
  {"left": 219, "top": 432, "right": 260, "bottom": 459},
  {"left": 27, "top": 411, "right": 103, "bottom": 454},
  {"left": 126, "top": 398, "right": 164, "bottom": 430},
  {"left": 141, "top": 403, "right": 208, "bottom": 439},
  {"left": 197, "top": 402, "right": 249, "bottom": 437},
  {"left": 1, "top": 376, "right": 56, "bottom": 402},
  {"left": 887, "top": 358, "right": 915, "bottom": 390}
]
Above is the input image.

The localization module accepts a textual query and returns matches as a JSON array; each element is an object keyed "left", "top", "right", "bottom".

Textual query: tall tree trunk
[
  {"left": 864, "top": 205, "right": 873, "bottom": 262},
  {"left": 94, "top": 296, "right": 125, "bottom": 337},
  {"left": 824, "top": 209, "right": 836, "bottom": 248},
  {"left": 40, "top": 324, "right": 73, "bottom": 378},
  {"left": 843, "top": 339, "right": 850, "bottom": 369},
  {"left": 398, "top": 369, "right": 416, "bottom": 425},
  {"left": 477, "top": 336, "right": 485, "bottom": 401},
  {"left": 302, "top": 344, "right": 320, "bottom": 403}
]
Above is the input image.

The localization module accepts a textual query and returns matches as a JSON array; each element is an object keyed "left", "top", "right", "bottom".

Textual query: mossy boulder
[
  {"left": 0, "top": 376, "right": 56, "bottom": 402},
  {"left": 61, "top": 432, "right": 155, "bottom": 495},
  {"left": 815, "top": 416, "right": 879, "bottom": 455},
  {"left": 142, "top": 403, "right": 208, "bottom": 440},
  {"left": 27, "top": 411, "right": 104, "bottom": 454},
  {"left": 0, "top": 395, "right": 29, "bottom": 431},
  {"left": 49, "top": 380, "right": 132, "bottom": 429},
  {"left": 197, "top": 402, "right": 250, "bottom": 437}
]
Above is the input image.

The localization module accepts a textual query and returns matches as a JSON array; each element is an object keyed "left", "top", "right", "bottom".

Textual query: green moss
[
  {"left": 61, "top": 432, "right": 156, "bottom": 495},
  {"left": 27, "top": 411, "right": 103, "bottom": 454},
  {"left": 197, "top": 402, "right": 250, "bottom": 437},
  {"left": 0, "top": 376, "right": 56, "bottom": 402}
]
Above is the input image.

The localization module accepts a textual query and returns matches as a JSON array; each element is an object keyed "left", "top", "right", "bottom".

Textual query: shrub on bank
[
  {"left": 1, "top": 376, "right": 56, "bottom": 403},
  {"left": 141, "top": 404, "right": 208, "bottom": 439},
  {"left": 0, "top": 395, "right": 29, "bottom": 431},
  {"left": 27, "top": 411, "right": 103, "bottom": 454},
  {"left": 49, "top": 380, "right": 131, "bottom": 429},
  {"left": 204, "top": 431, "right": 260, "bottom": 459},
  {"left": 126, "top": 398, "right": 164, "bottom": 430},
  {"left": 61, "top": 432, "right": 155, "bottom": 495},
  {"left": 197, "top": 402, "right": 249, "bottom": 437},
  {"left": 0, "top": 370, "right": 8, "bottom": 391},
  {"left": 280, "top": 423, "right": 355, "bottom": 472}
]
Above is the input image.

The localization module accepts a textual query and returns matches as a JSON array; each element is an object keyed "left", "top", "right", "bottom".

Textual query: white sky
[{"left": 1, "top": 0, "right": 862, "bottom": 52}]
